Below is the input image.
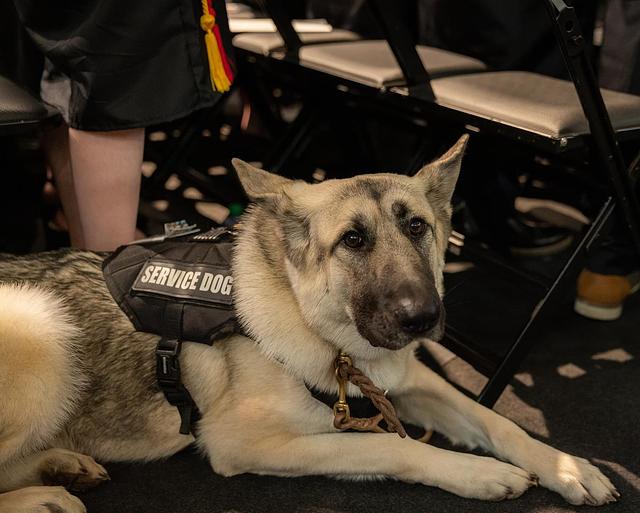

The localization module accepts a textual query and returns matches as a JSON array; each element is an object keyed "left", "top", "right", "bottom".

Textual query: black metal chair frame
[
  {"left": 0, "top": 116, "right": 46, "bottom": 136},
  {"left": 0, "top": 78, "right": 60, "bottom": 137},
  {"left": 249, "top": 0, "right": 640, "bottom": 406}
]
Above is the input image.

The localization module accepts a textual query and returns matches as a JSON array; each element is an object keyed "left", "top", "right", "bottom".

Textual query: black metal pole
[
  {"left": 368, "top": 0, "right": 435, "bottom": 100},
  {"left": 258, "top": 0, "right": 302, "bottom": 59},
  {"left": 478, "top": 196, "right": 617, "bottom": 407},
  {"left": 543, "top": 0, "right": 640, "bottom": 260}
]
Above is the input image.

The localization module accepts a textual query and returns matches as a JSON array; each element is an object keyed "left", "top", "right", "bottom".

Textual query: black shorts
[{"left": 10, "top": 0, "right": 234, "bottom": 131}]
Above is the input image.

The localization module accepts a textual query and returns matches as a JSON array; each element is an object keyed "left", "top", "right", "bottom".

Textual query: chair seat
[
  {"left": 431, "top": 71, "right": 640, "bottom": 139},
  {"left": 0, "top": 76, "right": 48, "bottom": 126},
  {"left": 233, "top": 29, "right": 360, "bottom": 56},
  {"left": 226, "top": 2, "right": 254, "bottom": 20},
  {"left": 299, "top": 40, "right": 487, "bottom": 88}
]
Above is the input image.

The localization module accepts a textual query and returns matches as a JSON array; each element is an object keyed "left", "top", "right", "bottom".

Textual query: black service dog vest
[{"left": 102, "top": 226, "right": 239, "bottom": 435}]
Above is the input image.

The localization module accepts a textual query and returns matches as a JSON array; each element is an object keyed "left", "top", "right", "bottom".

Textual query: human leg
[{"left": 67, "top": 128, "right": 144, "bottom": 251}]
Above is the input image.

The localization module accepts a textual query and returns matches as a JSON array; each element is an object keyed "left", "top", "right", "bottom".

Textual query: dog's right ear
[
  {"left": 413, "top": 134, "right": 468, "bottom": 211},
  {"left": 231, "top": 159, "right": 292, "bottom": 202}
]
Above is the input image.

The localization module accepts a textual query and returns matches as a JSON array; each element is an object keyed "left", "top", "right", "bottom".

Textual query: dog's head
[{"left": 232, "top": 135, "right": 467, "bottom": 354}]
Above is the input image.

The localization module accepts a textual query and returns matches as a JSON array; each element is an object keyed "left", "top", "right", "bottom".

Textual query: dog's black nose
[{"left": 394, "top": 297, "right": 440, "bottom": 335}]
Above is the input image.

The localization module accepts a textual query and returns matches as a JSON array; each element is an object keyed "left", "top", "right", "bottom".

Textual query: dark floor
[{"left": 81, "top": 278, "right": 640, "bottom": 513}]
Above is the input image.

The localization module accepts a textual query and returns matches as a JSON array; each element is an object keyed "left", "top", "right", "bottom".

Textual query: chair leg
[
  {"left": 475, "top": 2, "right": 640, "bottom": 407},
  {"left": 477, "top": 197, "right": 616, "bottom": 407},
  {"left": 146, "top": 103, "right": 224, "bottom": 194},
  {"left": 263, "top": 104, "right": 318, "bottom": 175},
  {"left": 545, "top": 0, "right": 640, "bottom": 259}
]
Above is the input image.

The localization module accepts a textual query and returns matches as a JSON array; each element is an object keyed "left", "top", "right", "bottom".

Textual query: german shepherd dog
[{"left": 0, "top": 136, "right": 618, "bottom": 512}]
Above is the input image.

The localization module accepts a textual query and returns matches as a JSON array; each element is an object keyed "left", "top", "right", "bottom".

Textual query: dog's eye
[
  {"left": 409, "top": 217, "right": 428, "bottom": 237},
  {"left": 342, "top": 230, "right": 364, "bottom": 249}
]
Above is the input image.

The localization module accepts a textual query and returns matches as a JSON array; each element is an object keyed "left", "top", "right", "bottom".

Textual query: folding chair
[
  {"left": 242, "top": 0, "right": 640, "bottom": 406},
  {"left": 0, "top": 75, "right": 58, "bottom": 136},
  {"left": 0, "top": 75, "right": 60, "bottom": 251},
  {"left": 362, "top": 0, "right": 640, "bottom": 405},
  {"left": 233, "top": 27, "right": 360, "bottom": 58},
  {"left": 231, "top": 10, "right": 365, "bottom": 171},
  {"left": 236, "top": 0, "right": 490, "bottom": 173}
]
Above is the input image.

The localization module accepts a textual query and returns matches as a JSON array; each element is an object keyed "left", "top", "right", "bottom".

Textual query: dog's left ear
[
  {"left": 414, "top": 134, "right": 469, "bottom": 209},
  {"left": 231, "top": 159, "right": 292, "bottom": 202}
]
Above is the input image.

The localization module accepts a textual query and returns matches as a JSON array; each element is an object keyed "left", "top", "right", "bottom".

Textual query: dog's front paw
[
  {"left": 442, "top": 455, "right": 538, "bottom": 501},
  {"left": 539, "top": 453, "right": 619, "bottom": 506},
  {"left": 39, "top": 448, "right": 110, "bottom": 492}
]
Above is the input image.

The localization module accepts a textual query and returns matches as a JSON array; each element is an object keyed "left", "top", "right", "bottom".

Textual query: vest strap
[{"left": 155, "top": 302, "right": 200, "bottom": 435}]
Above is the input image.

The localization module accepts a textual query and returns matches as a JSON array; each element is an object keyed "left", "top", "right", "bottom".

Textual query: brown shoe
[{"left": 575, "top": 269, "right": 640, "bottom": 321}]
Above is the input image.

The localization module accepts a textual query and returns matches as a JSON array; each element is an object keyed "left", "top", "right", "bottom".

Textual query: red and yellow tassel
[{"left": 200, "top": 0, "right": 234, "bottom": 92}]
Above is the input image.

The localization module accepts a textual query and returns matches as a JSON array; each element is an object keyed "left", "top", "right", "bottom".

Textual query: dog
[{"left": 0, "top": 135, "right": 618, "bottom": 513}]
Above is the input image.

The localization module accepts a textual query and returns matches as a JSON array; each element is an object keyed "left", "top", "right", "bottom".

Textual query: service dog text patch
[{"left": 132, "top": 259, "right": 233, "bottom": 305}]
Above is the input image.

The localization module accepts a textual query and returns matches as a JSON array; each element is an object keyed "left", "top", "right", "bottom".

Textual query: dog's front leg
[
  {"left": 393, "top": 357, "right": 618, "bottom": 506},
  {"left": 0, "top": 448, "right": 109, "bottom": 493},
  {"left": 209, "top": 431, "right": 536, "bottom": 501}
]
